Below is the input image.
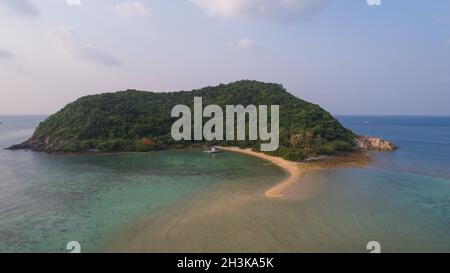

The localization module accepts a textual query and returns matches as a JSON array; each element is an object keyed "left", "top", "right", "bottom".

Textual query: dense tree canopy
[{"left": 11, "top": 80, "right": 356, "bottom": 161}]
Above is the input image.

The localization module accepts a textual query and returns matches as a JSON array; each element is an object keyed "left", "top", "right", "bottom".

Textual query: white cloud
[
  {"left": 366, "top": 0, "right": 381, "bottom": 6},
  {"left": 0, "top": 49, "right": 14, "bottom": 60},
  {"left": 115, "top": 1, "right": 150, "bottom": 17},
  {"left": 189, "top": 0, "right": 328, "bottom": 20},
  {"left": 53, "top": 26, "right": 121, "bottom": 66},
  {"left": 66, "top": 0, "right": 82, "bottom": 6},
  {"left": 0, "top": 0, "right": 39, "bottom": 17},
  {"left": 191, "top": 0, "right": 250, "bottom": 17},
  {"left": 237, "top": 38, "right": 255, "bottom": 49}
]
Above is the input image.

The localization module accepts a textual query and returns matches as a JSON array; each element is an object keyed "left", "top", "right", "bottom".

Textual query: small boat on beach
[{"left": 204, "top": 146, "right": 223, "bottom": 154}]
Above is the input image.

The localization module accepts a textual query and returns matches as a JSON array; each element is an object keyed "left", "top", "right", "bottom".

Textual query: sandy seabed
[{"left": 102, "top": 147, "right": 369, "bottom": 253}]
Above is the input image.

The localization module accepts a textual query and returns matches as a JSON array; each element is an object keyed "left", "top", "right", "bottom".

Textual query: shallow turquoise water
[
  {"left": 0, "top": 116, "right": 284, "bottom": 252},
  {"left": 285, "top": 168, "right": 450, "bottom": 252},
  {"left": 0, "top": 115, "right": 449, "bottom": 252}
]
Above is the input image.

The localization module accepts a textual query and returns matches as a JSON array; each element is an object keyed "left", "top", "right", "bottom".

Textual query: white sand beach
[{"left": 218, "top": 147, "right": 303, "bottom": 198}]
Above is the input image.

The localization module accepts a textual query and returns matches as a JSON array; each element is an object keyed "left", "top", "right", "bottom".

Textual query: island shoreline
[
  {"left": 102, "top": 147, "right": 372, "bottom": 252},
  {"left": 218, "top": 147, "right": 304, "bottom": 198},
  {"left": 219, "top": 146, "right": 371, "bottom": 198}
]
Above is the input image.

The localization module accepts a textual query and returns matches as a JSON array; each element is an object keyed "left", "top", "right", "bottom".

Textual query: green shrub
[
  {"left": 320, "top": 144, "right": 336, "bottom": 154},
  {"left": 332, "top": 140, "right": 353, "bottom": 152}
]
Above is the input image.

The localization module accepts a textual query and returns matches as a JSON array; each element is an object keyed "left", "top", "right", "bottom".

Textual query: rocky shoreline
[
  {"left": 6, "top": 135, "right": 397, "bottom": 161},
  {"left": 355, "top": 136, "right": 397, "bottom": 151},
  {"left": 6, "top": 136, "right": 50, "bottom": 152}
]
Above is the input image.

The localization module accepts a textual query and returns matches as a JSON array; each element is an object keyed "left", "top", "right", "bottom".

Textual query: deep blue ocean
[{"left": 338, "top": 116, "right": 450, "bottom": 179}]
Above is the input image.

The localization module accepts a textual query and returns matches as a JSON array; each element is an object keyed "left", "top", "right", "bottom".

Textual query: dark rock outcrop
[
  {"left": 7, "top": 136, "right": 52, "bottom": 152},
  {"left": 356, "top": 136, "right": 397, "bottom": 151}
]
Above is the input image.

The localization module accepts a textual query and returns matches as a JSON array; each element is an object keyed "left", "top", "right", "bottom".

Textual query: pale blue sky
[{"left": 0, "top": 0, "right": 449, "bottom": 115}]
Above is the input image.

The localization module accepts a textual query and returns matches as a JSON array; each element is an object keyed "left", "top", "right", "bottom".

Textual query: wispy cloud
[
  {"left": 0, "top": 49, "right": 14, "bottom": 60},
  {"left": 237, "top": 38, "right": 256, "bottom": 49},
  {"left": 0, "top": 0, "right": 39, "bottom": 17},
  {"left": 189, "top": 0, "right": 329, "bottom": 21},
  {"left": 115, "top": 1, "right": 150, "bottom": 17},
  {"left": 53, "top": 26, "right": 121, "bottom": 66},
  {"left": 66, "top": 0, "right": 82, "bottom": 6}
]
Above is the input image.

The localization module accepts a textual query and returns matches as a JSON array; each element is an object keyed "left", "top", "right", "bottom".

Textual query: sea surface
[{"left": 0, "top": 115, "right": 449, "bottom": 252}]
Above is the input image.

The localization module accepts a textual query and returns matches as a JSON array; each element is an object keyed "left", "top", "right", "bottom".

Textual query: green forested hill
[{"left": 9, "top": 80, "right": 355, "bottom": 161}]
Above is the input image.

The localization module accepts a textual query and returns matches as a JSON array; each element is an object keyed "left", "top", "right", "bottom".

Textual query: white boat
[{"left": 204, "top": 147, "right": 223, "bottom": 154}]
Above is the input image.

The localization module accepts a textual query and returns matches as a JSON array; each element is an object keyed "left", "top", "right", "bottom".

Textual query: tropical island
[{"left": 7, "top": 80, "right": 395, "bottom": 161}]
